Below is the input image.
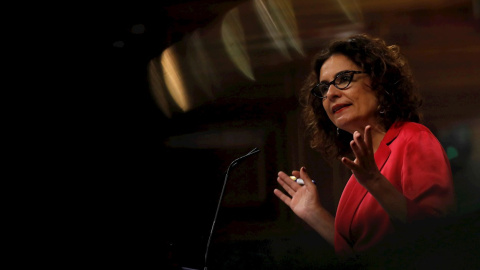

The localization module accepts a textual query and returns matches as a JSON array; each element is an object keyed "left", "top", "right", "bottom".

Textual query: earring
[
  {"left": 337, "top": 127, "right": 340, "bottom": 135},
  {"left": 377, "top": 104, "right": 385, "bottom": 115}
]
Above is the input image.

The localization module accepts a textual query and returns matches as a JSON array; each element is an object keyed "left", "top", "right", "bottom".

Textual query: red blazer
[{"left": 334, "top": 121, "right": 455, "bottom": 258}]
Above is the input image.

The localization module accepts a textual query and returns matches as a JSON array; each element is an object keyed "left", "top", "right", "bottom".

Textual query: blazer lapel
[
  {"left": 336, "top": 122, "right": 403, "bottom": 245},
  {"left": 374, "top": 121, "right": 403, "bottom": 171}
]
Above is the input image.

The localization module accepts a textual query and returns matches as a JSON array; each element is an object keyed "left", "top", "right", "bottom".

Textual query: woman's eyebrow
[{"left": 320, "top": 70, "right": 349, "bottom": 83}]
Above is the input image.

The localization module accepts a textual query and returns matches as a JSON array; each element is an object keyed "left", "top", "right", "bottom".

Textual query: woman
[{"left": 274, "top": 34, "right": 456, "bottom": 266}]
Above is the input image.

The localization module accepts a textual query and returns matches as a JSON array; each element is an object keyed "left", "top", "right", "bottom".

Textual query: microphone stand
[{"left": 203, "top": 147, "right": 260, "bottom": 270}]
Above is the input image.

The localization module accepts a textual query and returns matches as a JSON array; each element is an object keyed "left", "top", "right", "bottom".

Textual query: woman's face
[{"left": 320, "top": 54, "right": 379, "bottom": 134}]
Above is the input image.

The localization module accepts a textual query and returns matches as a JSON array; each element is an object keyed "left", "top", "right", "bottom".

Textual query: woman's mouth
[{"left": 332, "top": 104, "right": 351, "bottom": 114}]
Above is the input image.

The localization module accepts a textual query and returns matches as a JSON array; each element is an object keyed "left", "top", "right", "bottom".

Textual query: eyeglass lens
[{"left": 318, "top": 72, "right": 354, "bottom": 96}]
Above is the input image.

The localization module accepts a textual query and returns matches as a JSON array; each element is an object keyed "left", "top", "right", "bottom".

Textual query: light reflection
[
  {"left": 161, "top": 47, "right": 190, "bottom": 112},
  {"left": 336, "top": 0, "right": 363, "bottom": 23},
  {"left": 131, "top": 24, "right": 146, "bottom": 34},
  {"left": 146, "top": 0, "right": 367, "bottom": 116},
  {"left": 148, "top": 58, "right": 172, "bottom": 117},
  {"left": 254, "top": 0, "right": 290, "bottom": 59},
  {"left": 185, "top": 31, "right": 218, "bottom": 98},
  {"left": 253, "top": 0, "right": 304, "bottom": 59},
  {"left": 221, "top": 8, "right": 255, "bottom": 81},
  {"left": 274, "top": 0, "right": 304, "bottom": 56}
]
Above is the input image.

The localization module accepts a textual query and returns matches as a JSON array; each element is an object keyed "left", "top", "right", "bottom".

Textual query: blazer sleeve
[{"left": 401, "top": 129, "right": 455, "bottom": 222}]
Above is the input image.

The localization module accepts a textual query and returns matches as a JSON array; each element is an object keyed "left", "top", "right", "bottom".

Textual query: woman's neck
[{"left": 369, "top": 123, "right": 387, "bottom": 153}]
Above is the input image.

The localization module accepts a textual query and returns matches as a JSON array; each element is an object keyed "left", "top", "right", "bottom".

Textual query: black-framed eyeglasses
[{"left": 311, "top": 70, "right": 365, "bottom": 99}]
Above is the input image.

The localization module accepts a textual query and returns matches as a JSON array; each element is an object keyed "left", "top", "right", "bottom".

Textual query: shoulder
[
  {"left": 385, "top": 121, "right": 437, "bottom": 146},
  {"left": 396, "top": 121, "right": 433, "bottom": 135},
  {"left": 392, "top": 122, "right": 446, "bottom": 153}
]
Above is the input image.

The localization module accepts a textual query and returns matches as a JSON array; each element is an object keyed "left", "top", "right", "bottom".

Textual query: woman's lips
[{"left": 332, "top": 104, "right": 351, "bottom": 113}]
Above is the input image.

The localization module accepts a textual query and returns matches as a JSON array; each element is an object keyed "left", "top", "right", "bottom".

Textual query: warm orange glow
[
  {"left": 161, "top": 47, "right": 190, "bottom": 112},
  {"left": 148, "top": 58, "right": 172, "bottom": 117}
]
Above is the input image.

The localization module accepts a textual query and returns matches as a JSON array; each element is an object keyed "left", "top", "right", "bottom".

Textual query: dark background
[{"left": 103, "top": 1, "right": 480, "bottom": 269}]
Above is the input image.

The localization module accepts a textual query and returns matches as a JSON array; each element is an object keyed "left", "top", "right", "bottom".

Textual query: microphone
[{"left": 203, "top": 147, "right": 260, "bottom": 270}]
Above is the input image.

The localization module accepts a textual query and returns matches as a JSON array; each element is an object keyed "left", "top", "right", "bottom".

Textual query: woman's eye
[{"left": 339, "top": 75, "right": 351, "bottom": 82}]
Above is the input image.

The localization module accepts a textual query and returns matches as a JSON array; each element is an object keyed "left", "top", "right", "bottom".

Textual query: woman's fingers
[
  {"left": 299, "top": 167, "right": 315, "bottom": 186},
  {"left": 273, "top": 188, "right": 291, "bottom": 206},
  {"left": 277, "top": 171, "right": 300, "bottom": 195},
  {"left": 353, "top": 131, "right": 367, "bottom": 156},
  {"left": 275, "top": 170, "right": 301, "bottom": 206},
  {"left": 350, "top": 139, "right": 361, "bottom": 160},
  {"left": 341, "top": 156, "right": 359, "bottom": 171},
  {"left": 364, "top": 125, "right": 373, "bottom": 150}
]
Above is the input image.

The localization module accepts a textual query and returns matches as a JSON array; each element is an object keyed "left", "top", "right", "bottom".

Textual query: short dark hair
[{"left": 299, "top": 33, "right": 423, "bottom": 161}]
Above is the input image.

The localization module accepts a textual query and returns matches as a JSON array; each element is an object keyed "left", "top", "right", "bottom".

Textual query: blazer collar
[
  {"left": 374, "top": 121, "right": 402, "bottom": 171},
  {"left": 336, "top": 121, "right": 404, "bottom": 247}
]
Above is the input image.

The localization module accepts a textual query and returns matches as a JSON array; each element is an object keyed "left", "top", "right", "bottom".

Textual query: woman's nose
[{"left": 325, "top": 84, "right": 341, "bottom": 99}]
